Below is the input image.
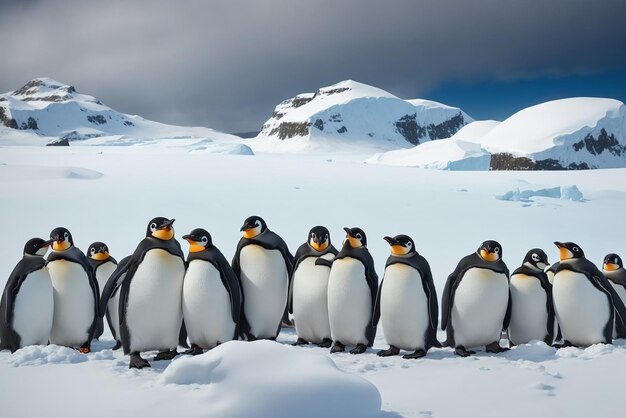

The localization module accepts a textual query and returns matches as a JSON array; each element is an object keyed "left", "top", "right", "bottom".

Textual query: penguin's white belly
[
  {"left": 48, "top": 260, "right": 95, "bottom": 347},
  {"left": 126, "top": 249, "right": 184, "bottom": 352},
  {"left": 381, "top": 264, "right": 429, "bottom": 351},
  {"left": 451, "top": 268, "right": 509, "bottom": 349},
  {"left": 293, "top": 253, "right": 334, "bottom": 343},
  {"left": 107, "top": 273, "right": 125, "bottom": 341},
  {"left": 239, "top": 245, "right": 288, "bottom": 338},
  {"left": 183, "top": 260, "right": 235, "bottom": 348},
  {"left": 553, "top": 270, "right": 610, "bottom": 346},
  {"left": 328, "top": 258, "right": 371, "bottom": 346},
  {"left": 95, "top": 262, "right": 117, "bottom": 297},
  {"left": 13, "top": 268, "right": 54, "bottom": 347},
  {"left": 508, "top": 274, "right": 549, "bottom": 345},
  {"left": 609, "top": 282, "right": 626, "bottom": 337}
]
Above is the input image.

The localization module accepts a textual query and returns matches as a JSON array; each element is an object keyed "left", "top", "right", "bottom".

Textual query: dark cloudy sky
[{"left": 1, "top": 0, "right": 625, "bottom": 133}]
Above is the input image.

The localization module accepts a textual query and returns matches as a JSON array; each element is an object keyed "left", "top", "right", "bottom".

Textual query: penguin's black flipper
[
  {"left": 372, "top": 279, "right": 383, "bottom": 329},
  {"left": 421, "top": 262, "right": 441, "bottom": 350},
  {"left": 315, "top": 258, "right": 333, "bottom": 268},
  {"left": 98, "top": 256, "right": 132, "bottom": 318},
  {"left": 178, "top": 321, "right": 189, "bottom": 348},
  {"left": 365, "top": 252, "right": 379, "bottom": 347},
  {"left": 503, "top": 289, "right": 512, "bottom": 330},
  {"left": 596, "top": 274, "right": 626, "bottom": 339}
]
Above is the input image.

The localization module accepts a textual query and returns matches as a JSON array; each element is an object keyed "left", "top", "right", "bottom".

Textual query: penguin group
[{"left": 2, "top": 216, "right": 626, "bottom": 369}]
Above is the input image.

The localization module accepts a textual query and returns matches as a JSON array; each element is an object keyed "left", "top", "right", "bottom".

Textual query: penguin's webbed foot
[
  {"left": 78, "top": 342, "right": 91, "bottom": 354},
  {"left": 153, "top": 349, "right": 178, "bottom": 361},
  {"left": 552, "top": 340, "right": 575, "bottom": 349},
  {"left": 112, "top": 341, "right": 122, "bottom": 350},
  {"left": 247, "top": 334, "right": 258, "bottom": 342},
  {"left": 485, "top": 342, "right": 509, "bottom": 353},
  {"left": 403, "top": 349, "right": 427, "bottom": 359},
  {"left": 317, "top": 338, "right": 333, "bottom": 348},
  {"left": 377, "top": 345, "right": 400, "bottom": 357},
  {"left": 292, "top": 338, "right": 309, "bottom": 346},
  {"left": 350, "top": 344, "right": 367, "bottom": 355},
  {"left": 183, "top": 345, "right": 204, "bottom": 356},
  {"left": 330, "top": 342, "right": 345, "bottom": 354},
  {"left": 454, "top": 346, "right": 475, "bottom": 357},
  {"left": 129, "top": 353, "right": 151, "bottom": 369}
]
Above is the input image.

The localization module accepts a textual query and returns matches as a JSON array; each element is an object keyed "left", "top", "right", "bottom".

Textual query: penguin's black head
[
  {"left": 603, "top": 253, "right": 623, "bottom": 271},
  {"left": 383, "top": 234, "right": 416, "bottom": 256},
  {"left": 523, "top": 248, "right": 549, "bottom": 271},
  {"left": 343, "top": 227, "right": 366, "bottom": 248},
  {"left": 183, "top": 228, "right": 213, "bottom": 253},
  {"left": 87, "top": 242, "right": 111, "bottom": 261},
  {"left": 147, "top": 217, "right": 175, "bottom": 240},
  {"left": 554, "top": 242, "right": 584, "bottom": 261},
  {"left": 308, "top": 225, "right": 330, "bottom": 252},
  {"left": 23, "top": 237, "right": 51, "bottom": 257},
  {"left": 478, "top": 240, "right": 502, "bottom": 262},
  {"left": 50, "top": 227, "right": 74, "bottom": 251},
  {"left": 240, "top": 216, "right": 267, "bottom": 239}
]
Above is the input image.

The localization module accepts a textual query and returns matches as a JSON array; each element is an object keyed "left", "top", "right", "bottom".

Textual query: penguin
[
  {"left": 46, "top": 228, "right": 99, "bottom": 352},
  {"left": 545, "top": 262, "right": 559, "bottom": 285},
  {"left": 181, "top": 228, "right": 241, "bottom": 355},
  {"left": 602, "top": 253, "right": 626, "bottom": 339},
  {"left": 100, "top": 256, "right": 131, "bottom": 350},
  {"left": 99, "top": 217, "right": 185, "bottom": 368},
  {"left": 552, "top": 242, "right": 626, "bottom": 347},
  {"left": 231, "top": 216, "right": 293, "bottom": 341},
  {"left": 327, "top": 227, "right": 379, "bottom": 355},
  {"left": 373, "top": 235, "right": 440, "bottom": 359},
  {"left": 441, "top": 240, "right": 510, "bottom": 357},
  {"left": 508, "top": 249, "right": 555, "bottom": 346},
  {"left": 0, "top": 238, "right": 54, "bottom": 352},
  {"left": 86, "top": 242, "right": 117, "bottom": 340},
  {"left": 290, "top": 226, "right": 338, "bottom": 347}
]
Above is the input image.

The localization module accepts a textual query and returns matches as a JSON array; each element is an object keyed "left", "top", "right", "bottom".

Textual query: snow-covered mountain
[
  {"left": 371, "top": 98, "right": 626, "bottom": 170},
  {"left": 251, "top": 80, "right": 473, "bottom": 152},
  {"left": 0, "top": 78, "right": 239, "bottom": 146}
]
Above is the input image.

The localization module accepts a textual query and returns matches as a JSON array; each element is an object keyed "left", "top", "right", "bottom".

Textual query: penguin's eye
[
  {"left": 64, "top": 232, "right": 69, "bottom": 240},
  {"left": 531, "top": 254, "right": 539, "bottom": 262},
  {"left": 150, "top": 223, "right": 157, "bottom": 232},
  {"left": 255, "top": 220, "right": 261, "bottom": 227},
  {"left": 311, "top": 233, "right": 316, "bottom": 239},
  {"left": 494, "top": 247, "right": 500, "bottom": 253},
  {"left": 90, "top": 248, "right": 96, "bottom": 255},
  {"left": 407, "top": 242, "right": 412, "bottom": 248},
  {"left": 325, "top": 234, "right": 328, "bottom": 241},
  {"left": 201, "top": 236, "right": 208, "bottom": 244},
  {"left": 573, "top": 246, "right": 579, "bottom": 252},
  {"left": 356, "top": 233, "right": 362, "bottom": 240},
  {"left": 615, "top": 258, "right": 620, "bottom": 264}
]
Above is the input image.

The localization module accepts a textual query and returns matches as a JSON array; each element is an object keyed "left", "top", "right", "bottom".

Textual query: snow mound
[
  {"left": 368, "top": 138, "right": 490, "bottom": 170},
  {"left": 160, "top": 340, "right": 382, "bottom": 418},
  {"left": 449, "top": 120, "right": 501, "bottom": 142},
  {"left": 189, "top": 143, "right": 254, "bottom": 155},
  {"left": 496, "top": 185, "right": 585, "bottom": 202},
  {"left": 10, "top": 345, "right": 88, "bottom": 367}
]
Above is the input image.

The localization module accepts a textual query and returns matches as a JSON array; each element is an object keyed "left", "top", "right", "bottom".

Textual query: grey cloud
[{"left": 1, "top": 0, "right": 625, "bottom": 132}]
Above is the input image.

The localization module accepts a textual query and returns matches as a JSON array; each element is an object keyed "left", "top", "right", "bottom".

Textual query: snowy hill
[
  {"left": 251, "top": 80, "right": 473, "bottom": 152},
  {"left": 0, "top": 78, "right": 240, "bottom": 147},
  {"left": 371, "top": 98, "right": 626, "bottom": 170}
]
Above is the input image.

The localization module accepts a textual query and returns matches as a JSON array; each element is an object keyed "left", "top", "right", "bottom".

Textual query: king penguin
[
  {"left": 0, "top": 238, "right": 54, "bottom": 352},
  {"left": 47, "top": 227, "right": 99, "bottom": 352},
  {"left": 231, "top": 216, "right": 293, "bottom": 340},
  {"left": 602, "top": 253, "right": 626, "bottom": 339},
  {"left": 508, "top": 248, "right": 555, "bottom": 346},
  {"left": 86, "top": 242, "right": 117, "bottom": 340},
  {"left": 290, "top": 226, "right": 338, "bottom": 347},
  {"left": 181, "top": 228, "right": 241, "bottom": 355},
  {"left": 441, "top": 240, "right": 511, "bottom": 357},
  {"left": 552, "top": 242, "right": 626, "bottom": 347},
  {"left": 99, "top": 217, "right": 185, "bottom": 368},
  {"left": 327, "top": 227, "right": 379, "bottom": 355},
  {"left": 374, "top": 235, "right": 440, "bottom": 359}
]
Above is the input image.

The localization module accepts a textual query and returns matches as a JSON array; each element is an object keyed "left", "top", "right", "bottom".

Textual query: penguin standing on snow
[
  {"left": 327, "top": 227, "right": 379, "bottom": 355},
  {"left": 603, "top": 254, "right": 626, "bottom": 339},
  {"left": 47, "top": 227, "right": 99, "bottom": 352},
  {"left": 442, "top": 240, "right": 511, "bottom": 357},
  {"left": 86, "top": 242, "right": 117, "bottom": 340},
  {"left": 508, "top": 249, "right": 555, "bottom": 346},
  {"left": 374, "top": 235, "right": 440, "bottom": 359},
  {"left": 552, "top": 242, "right": 626, "bottom": 347},
  {"left": 182, "top": 228, "right": 241, "bottom": 355},
  {"left": 0, "top": 238, "right": 54, "bottom": 352},
  {"left": 290, "top": 226, "right": 338, "bottom": 347},
  {"left": 99, "top": 217, "right": 185, "bottom": 368},
  {"left": 100, "top": 256, "right": 131, "bottom": 350},
  {"left": 231, "top": 216, "right": 293, "bottom": 341}
]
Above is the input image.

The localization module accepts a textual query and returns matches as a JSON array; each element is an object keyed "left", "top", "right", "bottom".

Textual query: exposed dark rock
[
  {"left": 337, "top": 126, "right": 347, "bottom": 134},
  {"left": 19, "top": 117, "right": 38, "bottom": 130},
  {"left": 123, "top": 120, "right": 134, "bottom": 126},
  {"left": 490, "top": 153, "right": 591, "bottom": 171},
  {"left": 87, "top": 114, "right": 107, "bottom": 125},
  {"left": 572, "top": 129, "right": 624, "bottom": 156},
  {"left": 46, "top": 137, "right": 70, "bottom": 146},
  {"left": 271, "top": 111, "right": 285, "bottom": 120},
  {"left": 269, "top": 122, "right": 310, "bottom": 139},
  {"left": 313, "top": 119, "right": 324, "bottom": 131},
  {"left": 426, "top": 113, "right": 466, "bottom": 140},
  {"left": 292, "top": 96, "right": 314, "bottom": 108},
  {"left": 0, "top": 97, "right": 6, "bottom": 102},
  {"left": 22, "top": 95, "right": 71, "bottom": 102},
  {"left": 12, "top": 79, "right": 45, "bottom": 96},
  {"left": 394, "top": 114, "right": 419, "bottom": 145},
  {"left": 322, "top": 87, "right": 350, "bottom": 95},
  {"left": 0, "top": 107, "right": 18, "bottom": 129},
  {"left": 60, "top": 131, "right": 103, "bottom": 141},
  {"left": 329, "top": 114, "right": 343, "bottom": 122}
]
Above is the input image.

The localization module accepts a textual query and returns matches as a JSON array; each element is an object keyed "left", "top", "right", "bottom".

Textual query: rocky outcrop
[
  {"left": 46, "top": 137, "right": 70, "bottom": 146},
  {"left": 572, "top": 129, "right": 624, "bottom": 156},
  {"left": 489, "top": 153, "right": 591, "bottom": 170}
]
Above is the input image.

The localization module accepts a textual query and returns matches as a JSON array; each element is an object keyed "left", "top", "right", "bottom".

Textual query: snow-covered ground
[{"left": 1, "top": 145, "right": 626, "bottom": 417}]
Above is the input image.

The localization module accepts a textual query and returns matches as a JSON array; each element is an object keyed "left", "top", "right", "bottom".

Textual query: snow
[
  {"left": 1, "top": 145, "right": 626, "bottom": 417},
  {"left": 496, "top": 185, "right": 585, "bottom": 203},
  {"left": 160, "top": 340, "right": 381, "bottom": 418},
  {"left": 449, "top": 120, "right": 501, "bottom": 142}
]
